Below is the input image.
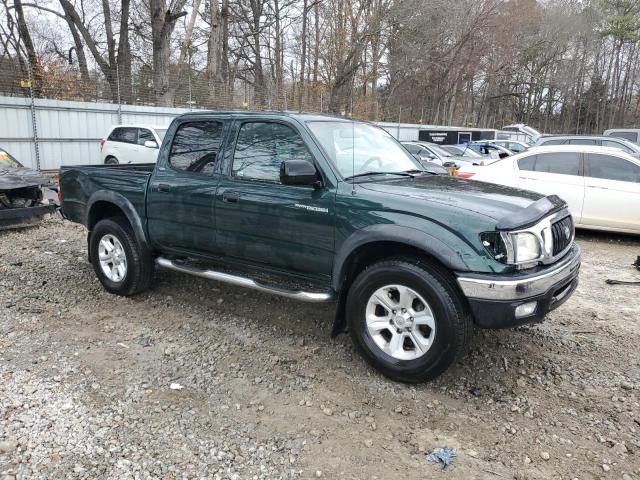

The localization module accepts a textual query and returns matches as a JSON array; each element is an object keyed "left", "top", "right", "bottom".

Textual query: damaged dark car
[{"left": 0, "top": 148, "right": 56, "bottom": 230}]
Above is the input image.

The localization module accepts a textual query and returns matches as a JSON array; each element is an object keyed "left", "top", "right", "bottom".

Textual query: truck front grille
[{"left": 551, "top": 216, "right": 573, "bottom": 256}]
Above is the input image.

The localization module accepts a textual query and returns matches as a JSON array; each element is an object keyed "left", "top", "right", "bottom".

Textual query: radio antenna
[{"left": 351, "top": 116, "right": 356, "bottom": 195}]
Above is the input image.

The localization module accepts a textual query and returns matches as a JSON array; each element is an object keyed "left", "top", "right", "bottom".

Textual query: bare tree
[{"left": 150, "top": 0, "right": 187, "bottom": 106}]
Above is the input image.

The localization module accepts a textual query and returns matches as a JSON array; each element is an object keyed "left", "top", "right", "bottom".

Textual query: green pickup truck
[{"left": 60, "top": 112, "right": 580, "bottom": 382}]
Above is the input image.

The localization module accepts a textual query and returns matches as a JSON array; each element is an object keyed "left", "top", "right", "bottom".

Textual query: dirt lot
[{"left": 1, "top": 216, "right": 639, "bottom": 480}]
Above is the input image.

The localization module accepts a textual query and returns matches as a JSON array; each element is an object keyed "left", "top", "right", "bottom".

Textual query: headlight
[
  {"left": 481, "top": 230, "right": 545, "bottom": 266},
  {"left": 513, "top": 232, "right": 541, "bottom": 262}
]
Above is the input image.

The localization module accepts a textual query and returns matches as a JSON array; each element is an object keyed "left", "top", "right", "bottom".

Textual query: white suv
[{"left": 100, "top": 125, "right": 168, "bottom": 165}]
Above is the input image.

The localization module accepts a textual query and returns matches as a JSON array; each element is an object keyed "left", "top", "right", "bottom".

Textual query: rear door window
[
  {"left": 602, "top": 139, "right": 633, "bottom": 153},
  {"left": 508, "top": 142, "right": 526, "bottom": 152},
  {"left": 108, "top": 127, "right": 137, "bottom": 144},
  {"left": 169, "top": 121, "right": 224, "bottom": 175},
  {"left": 587, "top": 154, "right": 640, "bottom": 183},
  {"left": 541, "top": 139, "right": 565, "bottom": 146},
  {"left": 567, "top": 138, "right": 597, "bottom": 146},
  {"left": 608, "top": 131, "right": 638, "bottom": 142},
  {"left": 535, "top": 152, "right": 581, "bottom": 176}
]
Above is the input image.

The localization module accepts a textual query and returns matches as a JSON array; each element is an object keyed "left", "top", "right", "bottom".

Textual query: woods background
[{"left": 1, "top": 0, "right": 640, "bottom": 133}]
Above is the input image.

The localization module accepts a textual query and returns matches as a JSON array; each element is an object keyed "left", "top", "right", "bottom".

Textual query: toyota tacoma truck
[{"left": 59, "top": 112, "right": 580, "bottom": 382}]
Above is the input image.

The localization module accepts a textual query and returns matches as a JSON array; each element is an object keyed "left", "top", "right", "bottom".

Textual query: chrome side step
[{"left": 156, "top": 257, "right": 336, "bottom": 303}]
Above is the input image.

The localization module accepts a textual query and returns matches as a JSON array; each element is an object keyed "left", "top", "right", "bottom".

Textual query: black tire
[
  {"left": 89, "top": 217, "right": 154, "bottom": 296},
  {"left": 105, "top": 156, "right": 119, "bottom": 165},
  {"left": 346, "top": 258, "right": 473, "bottom": 383}
]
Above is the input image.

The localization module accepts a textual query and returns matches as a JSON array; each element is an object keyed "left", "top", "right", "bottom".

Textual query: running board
[{"left": 156, "top": 257, "right": 336, "bottom": 303}]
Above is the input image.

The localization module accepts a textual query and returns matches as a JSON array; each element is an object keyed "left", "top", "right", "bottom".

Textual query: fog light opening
[{"left": 515, "top": 301, "right": 537, "bottom": 319}]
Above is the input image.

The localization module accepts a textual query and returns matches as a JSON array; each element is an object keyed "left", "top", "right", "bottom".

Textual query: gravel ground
[{"left": 1, "top": 215, "right": 639, "bottom": 480}]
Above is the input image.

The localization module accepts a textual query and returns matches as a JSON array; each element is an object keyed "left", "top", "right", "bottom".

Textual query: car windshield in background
[
  {"left": 307, "top": 121, "right": 422, "bottom": 178},
  {"left": 442, "top": 145, "right": 482, "bottom": 157},
  {"left": 156, "top": 129, "right": 167, "bottom": 140},
  {"left": 0, "top": 149, "right": 22, "bottom": 168},
  {"left": 427, "top": 144, "right": 454, "bottom": 158}
]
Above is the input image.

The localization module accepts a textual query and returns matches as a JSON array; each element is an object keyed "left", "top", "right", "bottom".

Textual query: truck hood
[{"left": 359, "top": 175, "right": 551, "bottom": 224}]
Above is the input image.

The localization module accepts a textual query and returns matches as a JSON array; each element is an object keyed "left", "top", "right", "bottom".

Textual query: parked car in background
[
  {"left": 458, "top": 145, "right": 640, "bottom": 234},
  {"left": 0, "top": 147, "right": 56, "bottom": 229},
  {"left": 460, "top": 141, "right": 512, "bottom": 160},
  {"left": 501, "top": 123, "right": 542, "bottom": 143},
  {"left": 535, "top": 135, "right": 640, "bottom": 158},
  {"left": 401, "top": 141, "right": 481, "bottom": 169},
  {"left": 100, "top": 125, "right": 168, "bottom": 165},
  {"left": 604, "top": 128, "right": 640, "bottom": 145},
  {"left": 478, "top": 139, "right": 529, "bottom": 153}
]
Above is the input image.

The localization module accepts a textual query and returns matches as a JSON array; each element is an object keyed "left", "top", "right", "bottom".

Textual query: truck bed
[{"left": 59, "top": 163, "right": 155, "bottom": 227}]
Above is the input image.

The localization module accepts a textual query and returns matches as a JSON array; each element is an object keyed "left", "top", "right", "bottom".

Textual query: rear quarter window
[
  {"left": 608, "top": 131, "right": 638, "bottom": 142},
  {"left": 518, "top": 155, "right": 536, "bottom": 171},
  {"left": 587, "top": 154, "right": 640, "bottom": 182}
]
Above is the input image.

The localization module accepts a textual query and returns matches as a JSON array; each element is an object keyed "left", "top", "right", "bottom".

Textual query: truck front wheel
[
  {"left": 89, "top": 217, "right": 154, "bottom": 296},
  {"left": 346, "top": 259, "right": 472, "bottom": 383}
]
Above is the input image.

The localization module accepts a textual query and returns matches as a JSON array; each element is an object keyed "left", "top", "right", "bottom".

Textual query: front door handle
[
  {"left": 153, "top": 183, "right": 171, "bottom": 192},
  {"left": 222, "top": 192, "right": 240, "bottom": 203}
]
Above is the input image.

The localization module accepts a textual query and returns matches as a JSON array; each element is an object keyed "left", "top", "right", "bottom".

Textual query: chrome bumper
[{"left": 457, "top": 244, "right": 581, "bottom": 301}]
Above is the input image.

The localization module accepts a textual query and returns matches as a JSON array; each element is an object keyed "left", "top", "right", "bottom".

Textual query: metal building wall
[{"left": 0, "top": 96, "right": 191, "bottom": 170}]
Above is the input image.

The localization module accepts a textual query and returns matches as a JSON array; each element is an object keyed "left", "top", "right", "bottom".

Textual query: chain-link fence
[
  {"left": 0, "top": 58, "right": 391, "bottom": 171},
  {"left": 0, "top": 58, "right": 380, "bottom": 120}
]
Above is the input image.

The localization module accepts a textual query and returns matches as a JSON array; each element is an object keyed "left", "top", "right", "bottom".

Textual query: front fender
[{"left": 331, "top": 224, "right": 471, "bottom": 292}]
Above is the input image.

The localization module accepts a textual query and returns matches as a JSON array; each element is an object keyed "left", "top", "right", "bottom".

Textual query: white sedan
[{"left": 458, "top": 145, "right": 640, "bottom": 234}]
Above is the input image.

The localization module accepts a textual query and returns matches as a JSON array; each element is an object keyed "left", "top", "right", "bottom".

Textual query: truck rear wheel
[
  {"left": 89, "top": 217, "right": 154, "bottom": 296},
  {"left": 346, "top": 259, "right": 472, "bottom": 383}
]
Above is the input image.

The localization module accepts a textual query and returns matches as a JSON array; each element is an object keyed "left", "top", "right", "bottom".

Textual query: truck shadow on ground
[{"left": 148, "top": 267, "right": 583, "bottom": 396}]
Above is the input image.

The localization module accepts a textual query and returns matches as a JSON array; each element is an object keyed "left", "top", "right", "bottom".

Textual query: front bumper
[
  {"left": 0, "top": 203, "right": 56, "bottom": 230},
  {"left": 457, "top": 243, "right": 581, "bottom": 328}
]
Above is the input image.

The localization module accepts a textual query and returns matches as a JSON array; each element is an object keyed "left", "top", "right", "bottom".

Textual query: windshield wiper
[{"left": 344, "top": 171, "right": 416, "bottom": 181}]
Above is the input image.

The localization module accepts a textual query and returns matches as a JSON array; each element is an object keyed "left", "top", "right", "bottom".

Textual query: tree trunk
[
  {"left": 298, "top": 0, "right": 308, "bottom": 110},
  {"left": 207, "top": 0, "right": 224, "bottom": 106},
  {"left": 13, "top": 0, "right": 42, "bottom": 94},
  {"left": 273, "top": 0, "right": 284, "bottom": 107},
  {"left": 117, "top": 0, "right": 132, "bottom": 104},
  {"left": 313, "top": 1, "right": 320, "bottom": 107},
  {"left": 249, "top": 0, "right": 265, "bottom": 107},
  {"left": 150, "top": 0, "right": 187, "bottom": 107}
]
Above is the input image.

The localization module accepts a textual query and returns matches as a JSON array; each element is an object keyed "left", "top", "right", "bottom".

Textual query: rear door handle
[
  {"left": 588, "top": 185, "right": 609, "bottom": 190},
  {"left": 154, "top": 183, "right": 172, "bottom": 192},
  {"left": 222, "top": 192, "right": 240, "bottom": 203}
]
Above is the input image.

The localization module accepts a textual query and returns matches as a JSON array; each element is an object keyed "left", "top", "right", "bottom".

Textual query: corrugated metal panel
[{"left": 0, "top": 95, "right": 194, "bottom": 170}]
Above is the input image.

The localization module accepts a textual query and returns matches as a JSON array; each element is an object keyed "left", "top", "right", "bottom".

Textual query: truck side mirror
[
  {"left": 144, "top": 140, "right": 158, "bottom": 149},
  {"left": 280, "top": 160, "right": 321, "bottom": 188}
]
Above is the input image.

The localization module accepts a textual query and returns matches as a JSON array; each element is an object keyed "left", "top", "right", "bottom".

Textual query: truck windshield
[{"left": 307, "top": 121, "right": 422, "bottom": 179}]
